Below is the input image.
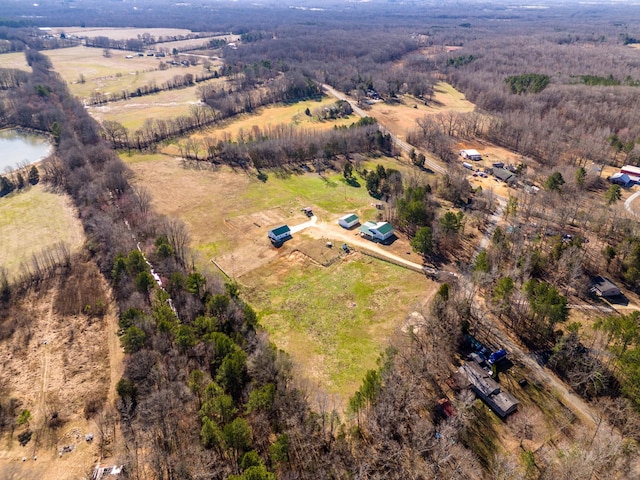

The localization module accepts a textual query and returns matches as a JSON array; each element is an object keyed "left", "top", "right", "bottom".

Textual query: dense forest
[{"left": 3, "top": 1, "right": 640, "bottom": 479}]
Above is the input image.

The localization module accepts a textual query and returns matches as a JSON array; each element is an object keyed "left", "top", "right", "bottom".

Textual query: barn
[
  {"left": 268, "top": 225, "right": 292, "bottom": 243},
  {"left": 460, "top": 149, "right": 482, "bottom": 161},
  {"left": 359, "top": 221, "right": 394, "bottom": 242},
  {"left": 338, "top": 213, "right": 360, "bottom": 229}
]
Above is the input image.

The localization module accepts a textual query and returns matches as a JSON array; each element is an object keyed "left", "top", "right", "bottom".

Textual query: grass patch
[
  {"left": 243, "top": 253, "right": 427, "bottom": 404},
  {"left": 461, "top": 400, "right": 501, "bottom": 468},
  {"left": 88, "top": 81, "right": 223, "bottom": 130},
  {"left": 0, "top": 51, "right": 30, "bottom": 71},
  {"left": 0, "top": 185, "right": 85, "bottom": 281}
]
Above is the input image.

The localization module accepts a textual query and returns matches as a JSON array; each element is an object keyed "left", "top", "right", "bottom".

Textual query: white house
[
  {"left": 460, "top": 149, "right": 482, "bottom": 161},
  {"left": 338, "top": 214, "right": 360, "bottom": 229},
  {"left": 268, "top": 225, "right": 291, "bottom": 243},
  {"left": 359, "top": 221, "right": 394, "bottom": 242}
]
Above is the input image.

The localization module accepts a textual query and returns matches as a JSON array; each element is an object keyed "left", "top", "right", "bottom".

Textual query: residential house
[
  {"left": 359, "top": 221, "right": 395, "bottom": 242},
  {"left": 268, "top": 225, "right": 292, "bottom": 243}
]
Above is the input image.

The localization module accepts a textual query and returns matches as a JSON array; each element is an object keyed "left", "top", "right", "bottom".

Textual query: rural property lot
[
  {"left": 364, "top": 82, "right": 475, "bottom": 141},
  {"left": 0, "top": 185, "right": 85, "bottom": 281},
  {"left": 123, "top": 152, "right": 436, "bottom": 406},
  {"left": 41, "top": 46, "right": 221, "bottom": 101}
]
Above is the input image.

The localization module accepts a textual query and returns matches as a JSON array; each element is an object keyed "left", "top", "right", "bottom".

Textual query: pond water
[{"left": 0, "top": 129, "right": 52, "bottom": 172}]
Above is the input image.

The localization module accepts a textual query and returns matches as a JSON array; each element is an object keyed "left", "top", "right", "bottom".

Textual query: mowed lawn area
[
  {"left": 0, "top": 185, "right": 85, "bottom": 281},
  {"left": 243, "top": 252, "right": 432, "bottom": 407}
]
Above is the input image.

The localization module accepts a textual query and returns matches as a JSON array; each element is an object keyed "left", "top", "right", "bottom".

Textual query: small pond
[{"left": 0, "top": 129, "right": 52, "bottom": 172}]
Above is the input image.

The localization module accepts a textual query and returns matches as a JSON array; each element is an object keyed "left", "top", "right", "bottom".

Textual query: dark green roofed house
[
  {"left": 359, "top": 221, "right": 394, "bottom": 242},
  {"left": 492, "top": 167, "right": 516, "bottom": 184},
  {"left": 268, "top": 225, "right": 291, "bottom": 243}
]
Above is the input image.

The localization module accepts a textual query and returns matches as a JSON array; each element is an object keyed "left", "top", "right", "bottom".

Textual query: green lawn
[
  {"left": 0, "top": 185, "right": 85, "bottom": 281},
  {"left": 244, "top": 254, "right": 429, "bottom": 406}
]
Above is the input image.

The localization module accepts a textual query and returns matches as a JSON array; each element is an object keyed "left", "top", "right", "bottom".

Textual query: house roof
[
  {"left": 493, "top": 167, "right": 515, "bottom": 182},
  {"left": 340, "top": 214, "right": 359, "bottom": 223},
  {"left": 372, "top": 222, "right": 393, "bottom": 235},
  {"left": 591, "top": 276, "right": 620, "bottom": 296},
  {"left": 359, "top": 221, "right": 377, "bottom": 236},
  {"left": 270, "top": 225, "right": 291, "bottom": 236}
]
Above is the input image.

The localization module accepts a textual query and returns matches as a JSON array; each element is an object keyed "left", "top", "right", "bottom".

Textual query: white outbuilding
[{"left": 338, "top": 214, "right": 360, "bottom": 229}]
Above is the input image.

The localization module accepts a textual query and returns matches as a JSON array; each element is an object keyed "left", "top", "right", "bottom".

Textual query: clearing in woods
[
  {"left": 0, "top": 261, "right": 124, "bottom": 479},
  {"left": 364, "top": 81, "right": 475, "bottom": 141},
  {"left": 0, "top": 185, "right": 85, "bottom": 281}
]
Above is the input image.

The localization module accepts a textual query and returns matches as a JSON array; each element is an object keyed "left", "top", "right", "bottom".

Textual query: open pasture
[
  {"left": 0, "top": 185, "right": 85, "bottom": 281},
  {"left": 42, "top": 46, "right": 220, "bottom": 100},
  {"left": 0, "top": 51, "right": 30, "bottom": 71},
  {"left": 87, "top": 80, "right": 224, "bottom": 130}
]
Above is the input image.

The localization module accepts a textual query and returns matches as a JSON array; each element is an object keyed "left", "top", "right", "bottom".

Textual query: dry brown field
[
  {"left": 0, "top": 51, "right": 30, "bottom": 71},
  {"left": 0, "top": 266, "right": 124, "bottom": 480},
  {"left": 366, "top": 82, "right": 475, "bottom": 141},
  {"left": 87, "top": 79, "right": 226, "bottom": 131}
]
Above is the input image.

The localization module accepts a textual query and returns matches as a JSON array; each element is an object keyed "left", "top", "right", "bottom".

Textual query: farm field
[
  {"left": 87, "top": 81, "right": 221, "bottom": 130},
  {"left": 52, "top": 26, "right": 195, "bottom": 41},
  {"left": 0, "top": 185, "right": 85, "bottom": 281},
  {"left": 366, "top": 81, "right": 475, "bottom": 141},
  {"left": 40, "top": 45, "right": 220, "bottom": 101},
  {"left": 0, "top": 51, "right": 30, "bottom": 71}
]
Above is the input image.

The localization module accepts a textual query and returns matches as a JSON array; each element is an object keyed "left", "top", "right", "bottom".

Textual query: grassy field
[
  {"left": 0, "top": 51, "right": 30, "bottom": 71},
  {"left": 0, "top": 185, "right": 85, "bottom": 281},
  {"left": 244, "top": 252, "right": 431, "bottom": 406},
  {"left": 40, "top": 46, "right": 220, "bottom": 101},
  {"left": 87, "top": 80, "right": 225, "bottom": 130}
]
